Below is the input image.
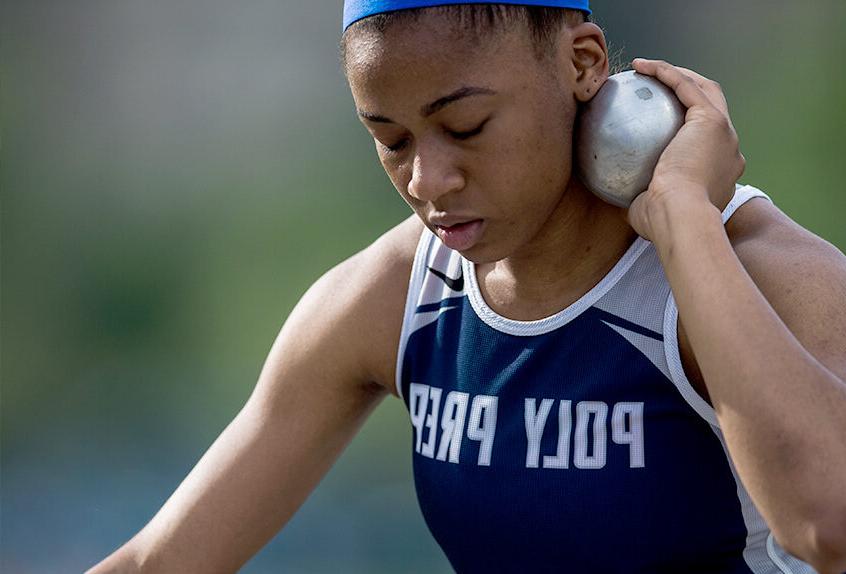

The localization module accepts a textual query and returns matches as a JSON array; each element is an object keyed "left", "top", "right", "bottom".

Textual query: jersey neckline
[{"left": 462, "top": 236, "right": 650, "bottom": 337}]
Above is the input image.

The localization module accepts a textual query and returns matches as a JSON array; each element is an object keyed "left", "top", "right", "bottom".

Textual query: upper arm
[
  {"left": 726, "top": 198, "right": 846, "bottom": 381},
  {"left": 677, "top": 198, "right": 846, "bottom": 398},
  {"left": 253, "top": 214, "right": 422, "bottom": 406},
  {"left": 91, "top": 216, "right": 422, "bottom": 574}
]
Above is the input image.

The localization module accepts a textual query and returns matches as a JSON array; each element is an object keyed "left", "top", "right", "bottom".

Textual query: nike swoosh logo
[{"left": 428, "top": 266, "right": 464, "bottom": 292}]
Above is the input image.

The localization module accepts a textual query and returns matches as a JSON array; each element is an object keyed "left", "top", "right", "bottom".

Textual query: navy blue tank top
[{"left": 395, "top": 185, "right": 812, "bottom": 573}]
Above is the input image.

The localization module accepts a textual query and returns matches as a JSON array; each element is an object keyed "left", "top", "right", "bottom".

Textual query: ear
[{"left": 567, "top": 22, "right": 609, "bottom": 102}]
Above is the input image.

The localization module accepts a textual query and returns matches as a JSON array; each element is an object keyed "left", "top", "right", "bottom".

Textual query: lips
[{"left": 433, "top": 219, "right": 485, "bottom": 251}]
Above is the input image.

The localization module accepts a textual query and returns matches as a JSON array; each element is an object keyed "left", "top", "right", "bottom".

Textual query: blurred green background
[{"left": 1, "top": 1, "right": 844, "bottom": 572}]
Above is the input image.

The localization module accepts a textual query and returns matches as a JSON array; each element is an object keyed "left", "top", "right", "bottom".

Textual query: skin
[
  {"left": 88, "top": 10, "right": 846, "bottom": 574},
  {"left": 346, "top": 14, "right": 638, "bottom": 319}
]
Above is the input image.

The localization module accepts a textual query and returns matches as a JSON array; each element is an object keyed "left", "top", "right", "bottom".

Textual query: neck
[{"left": 476, "top": 178, "right": 638, "bottom": 321}]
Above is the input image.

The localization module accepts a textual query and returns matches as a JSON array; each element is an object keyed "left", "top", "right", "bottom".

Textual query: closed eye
[
  {"left": 379, "top": 117, "right": 490, "bottom": 153},
  {"left": 449, "top": 118, "right": 489, "bottom": 141},
  {"left": 381, "top": 139, "right": 408, "bottom": 153}
]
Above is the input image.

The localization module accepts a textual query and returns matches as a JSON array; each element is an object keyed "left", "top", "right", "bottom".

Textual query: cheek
[
  {"left": 531, "top": 101, "right": 575, "bottom": 168},
  {"left": 376, "top": 150, "right": 410, "bottom": 195},
  {"left": 381, "top": 158, "right": 423, "bottom": 211},
  {"left": 493, "top": 113, "right": 573, "bottom": 205}
]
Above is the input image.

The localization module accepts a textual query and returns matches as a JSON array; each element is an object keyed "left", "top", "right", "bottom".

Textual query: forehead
[{"left": 344, "top": 13, "right": 542, "bottom": 103}]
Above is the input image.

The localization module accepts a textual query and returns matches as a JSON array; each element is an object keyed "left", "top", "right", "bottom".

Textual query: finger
[
  {"left": 631, "top": 58, "right": 716, "bottom": 113},
  {"left": 634, "top": 59, "right": 730, "bottom": 118},
  {"left": 675, "top": 66, "right": 729, "bottom": 115}
]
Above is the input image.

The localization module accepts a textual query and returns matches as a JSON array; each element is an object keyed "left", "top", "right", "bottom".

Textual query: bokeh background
[{"left": 2, "top": 1, "right": 844, "bottom": 572}]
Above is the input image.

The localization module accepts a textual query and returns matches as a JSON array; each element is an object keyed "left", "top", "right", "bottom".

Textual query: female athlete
[{"left": 90, "top": 2, "right": 846, "bottom": 572}]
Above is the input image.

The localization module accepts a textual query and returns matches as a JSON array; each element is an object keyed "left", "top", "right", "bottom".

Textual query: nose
[{"left": 406, "top": 140, "right": 465, "bottom": 204}]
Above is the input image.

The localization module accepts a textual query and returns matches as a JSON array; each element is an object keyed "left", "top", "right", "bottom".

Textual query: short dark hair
[{"left": 340, "top": 5, "right": 590, "bottom": 66}]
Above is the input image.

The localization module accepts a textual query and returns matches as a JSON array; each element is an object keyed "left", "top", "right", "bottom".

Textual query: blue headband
[{"left": 343, "top": 1, "right": 591, "bottom": 32}]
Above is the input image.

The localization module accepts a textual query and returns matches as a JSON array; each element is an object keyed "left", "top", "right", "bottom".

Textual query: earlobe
[{"left": 569, "top": 22, "right": 609, "bottom": 103}]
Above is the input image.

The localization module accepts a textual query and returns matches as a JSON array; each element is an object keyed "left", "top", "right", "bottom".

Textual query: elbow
[{"left": 776, "top": 511, "right": 846, "bottom": 574}]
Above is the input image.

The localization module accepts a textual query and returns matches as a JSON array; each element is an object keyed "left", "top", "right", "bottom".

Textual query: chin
[{"left": 452, "top": 240, "right": 510, "bottom": 266}]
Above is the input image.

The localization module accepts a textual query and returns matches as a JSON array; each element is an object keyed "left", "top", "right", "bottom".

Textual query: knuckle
[
  {"left": 680, "top": 75, "right": 698, "bottom": 89},
  {"left": 737, "top": 154, "right": 747, "bottom": 177},
  {"left": 702, "top": 107, "right": 725, "bottom": 124},
  {"left": 727, "top": 122, "right": 740, "bottom": 140},
  {"left": 712, "top": 111, "right": 732, "bottom": 130}
]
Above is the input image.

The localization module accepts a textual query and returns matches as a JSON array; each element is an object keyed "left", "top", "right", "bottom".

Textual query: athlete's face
[{"left": 345, "top": 13, "right": 608, "bottom": 263}]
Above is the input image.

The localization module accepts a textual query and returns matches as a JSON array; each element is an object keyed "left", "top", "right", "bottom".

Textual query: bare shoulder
[
  {"left": 266, "top": 214, "right": 424, "bottom": 400},
  {"left": 725, "top": 196, "right": 846, "bottom": 377},
  {"left": 726, "top": 195, "right": 846, "bottom": 267},
  {"left": 339, "top": 213, "right": 425, "bottom": 396}
]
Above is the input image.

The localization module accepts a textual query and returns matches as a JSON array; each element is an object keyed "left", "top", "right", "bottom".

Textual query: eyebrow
[{"left": 358, "top": 86, "right": 497, "bottom": 124}]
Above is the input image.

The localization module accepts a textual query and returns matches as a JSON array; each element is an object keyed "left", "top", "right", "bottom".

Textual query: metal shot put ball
[{"left": 576, "top": 70, "right": 686, "bottom": 208}]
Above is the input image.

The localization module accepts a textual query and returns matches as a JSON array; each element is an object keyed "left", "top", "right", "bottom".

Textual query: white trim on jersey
[
  {"left": 663, "top": 297, "right": 720, "bottom": 426},
  {"left": 395, "top": 228, "right": 437, "bottom": 401},
  {"left": 463, "top": 235, "right": 651, "bottom": 337}
]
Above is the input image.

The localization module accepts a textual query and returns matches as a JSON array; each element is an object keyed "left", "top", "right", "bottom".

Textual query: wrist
[{"left": 646, "top": 190, "right": 724, "bottom": 255}]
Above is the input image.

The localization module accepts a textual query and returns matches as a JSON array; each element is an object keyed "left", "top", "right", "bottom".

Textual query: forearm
[
  {"left": 651, "top": 195, "right": 846, "bottom": 571},
  {"left": 86, "top": 405, "right": 293, "bottom": 574},
  {"left": 86, "top": 382, "right": 385, "bottom": 574},
  {"left": 87, "top": 545, "right": 142, "bottom": 574}
]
